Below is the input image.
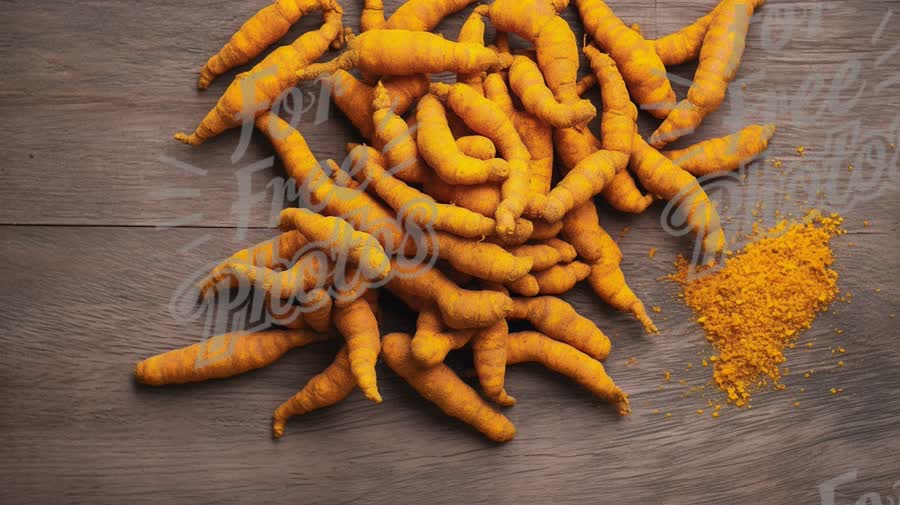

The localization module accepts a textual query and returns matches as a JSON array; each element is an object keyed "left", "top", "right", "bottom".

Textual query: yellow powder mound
[{"left": 673, "top": 213, "right": 843, "bottom": 406}]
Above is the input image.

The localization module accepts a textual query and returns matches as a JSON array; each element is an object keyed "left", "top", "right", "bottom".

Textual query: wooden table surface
[{"left": 1, "top": 1, "right": 898, "bottom": 503}]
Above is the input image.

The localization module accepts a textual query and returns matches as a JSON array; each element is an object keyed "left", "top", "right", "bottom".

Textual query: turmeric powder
[{"left": 672, "top": 214, "right": 843, "bottom": 406}]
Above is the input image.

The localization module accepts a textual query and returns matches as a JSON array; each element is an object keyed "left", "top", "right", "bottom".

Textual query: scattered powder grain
[{"left": 672, "top": 213, "right": 843, "bottom": 406}]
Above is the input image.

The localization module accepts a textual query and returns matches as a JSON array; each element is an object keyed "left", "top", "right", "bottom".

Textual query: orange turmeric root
[
  {"left": 333, "top": 297, "right": 381, "bottom": 403},
  {"left": 506, "top": 331, "right": 630, "bottom": 415},
  {"left": 272, "top": 346, "right": 356, "bottom": 438},
  {"left": 296, "top": 30, "right": 509, "bottom": 81},
  {"left": 387, "top": 259, "right": 513, "bottom": 329},
  {"left": 472, "top": 320, "right": 515, "bottom": 406},
  {"left": 630, "top": 134, "right": 726, "bottom": 256},
  {"left": 135, "top": 329, "right": 324, "bottom": 386},
  {"left": 662, "top": 124, "right": 776, "bottom": 176},
  {"left": 410, "top": 305, "right": 476, "bottom": 366},
  {"left": 198, "top": 0, "right": 339, "bottom": 89},
  {"left": 509, "top": 296, "right": 612, "bottom": 360},
  {"left": 175, "top": 7, "right": 343, "bottom": 145},
  {"left": 531, "top": 261, "right": 591, "bottom": 295},
  {"left": 382, "top": 332, "right": 517, "bottom": 442},
  {"left": 649, "top": 0, "right": 765, "bottom": 147},
  {"left": 574, "top": 0, "right": 675, "bottom": 118}
]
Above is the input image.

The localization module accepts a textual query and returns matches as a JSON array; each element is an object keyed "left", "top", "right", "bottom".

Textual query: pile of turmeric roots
[{"left": 137, "top": 0, "right": 775, "bottom": 442}]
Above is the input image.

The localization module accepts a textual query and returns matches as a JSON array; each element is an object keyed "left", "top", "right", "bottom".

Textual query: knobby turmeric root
[
  {"left": 388, "top": 259, "right": 513, "bottom": 329},
  {"left": 382, "top": 332, "right": 517, "bottom": 442},
  {"left": 574, "top": 0, "right": 675, "bottom": 118},
  {"left": 650, "top": 0, "right": 765, "bottom": 147},
  {"left": 508, "top": 297, "right": 611, "bottom": 360},
  {"left": 333, "top": 297, "right": 381, "bottom": 403},
  {"left": 175, "top": 7, "right": 343, "bottom": 146},
  {"left": 472, "top": 319, "right": 515, "bottom": 406},
  {"left": 278, "top": 208, "right": 391, "bottom": 281},
  {"left": 272, "top": 346, "right": 356, "bottom": 438},
  {"left": 530, "top": 261, "right": 591, "bottom": 295},
  {"left": 198, "top": 0, "right": 340, "bottom": 89},
  {"left": 416, "top": 94, "right": 510, "bottom": 185},
  {"left": 506, "top": 331, "right": 630, "bottom": 415},
  {"left": 508, "top": 56, "right": 596, "bottom": 129},
  {"left": 662, "top": 123, "right": 776, "bottom": 176},
  {"left": 135, "top": 329, "right": 325, "bottom": 386},
  {"left": 410, "top": 305, "right": 476, "bottom": 366},
  {"left": 324, "top": 71, "right": 428, "bottom": 141},
  {"left": 630, "top": 134, "right": 726, "bottom": 256},
  {"left": 296, "top": 30, "right": 509, "bottom": 81},
  {"left": 480, "top": 0, "right": 594, "bottom": 118}
]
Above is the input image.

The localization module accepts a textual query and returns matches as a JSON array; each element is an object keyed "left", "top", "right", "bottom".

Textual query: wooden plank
[{"left": 0, "top": 222, "right": 896, "bottom": 504}]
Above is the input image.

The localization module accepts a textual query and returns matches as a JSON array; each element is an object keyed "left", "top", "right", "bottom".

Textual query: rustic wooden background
[{"left": 1, "top": 1, "right": 898, "bottom": 503}]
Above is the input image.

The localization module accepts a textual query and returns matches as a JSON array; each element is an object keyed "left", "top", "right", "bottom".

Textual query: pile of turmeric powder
[{"left": 673, "top": 213, "right": 843, "bottom": 406}]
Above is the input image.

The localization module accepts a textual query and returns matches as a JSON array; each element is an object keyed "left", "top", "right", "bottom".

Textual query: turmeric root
[
  {"left": 505, "top": 273, "right": 540, "bottom": 297},
  {"left": 586, "top": 44, "right": 636, "bottom": 161},
  {"left": 507, "top": 55, "right": 596, "bottom": 128},
  {"left": 278, "top": 208, "right": 391, "bottom": 280},
  {"left": 410, "top": 305, "right": 476, "bottom": 366},
  {"left": 332, "top": 297, "right": 381, "bottom": 403},
  {"left": 662, "top": 124, "right": 776, "bottom": 176},
  {"left": 360, "top": 0, "right": 385, "bottom": 32},
  {"left": 574, "top": 0, "right": 675, "bottom": 118},
  {"left": 630, "top": 134, "right": 726, "bottom": 255},
  {"left": 479, "top": 0, "right": 591, "bottom": 113},
  {"left": 506, "top": 331, "right": 629, "bottom": 415},
  {"left": 198, "top": 0, "right": 338, "bottom": 89},
  {"left": 650, "top": 0, "right": 764, "bottom": 147},
  {"left": 652, "top": 1, "right": 726, "bottom": 66},
  {"left": 542, "top": 149, "right": 619, "bottom": 223},
  {"left": 429, "top": 82, "right": 531, "bottom": 236},
  {"left": 455, "top": 135, "right": 496, "bottom": 160},
  {"left": 256, "top": 113, "right": 406, "bottom": 250},
  {"left": 371, "top": 81, "right": 428, "bottom": 183},
  {"left": 296, "top": 30, "right": 509, "bottom": 81},
  {"left": 197, "top": 249, "right": 332, "bottom": 300},
  {"left": 531, "top": 261, "right": 591, "bottom": 295},
  {"left": 381, "top": 333, "right": 516, "bottom": 442},
  {"left": 175, "top": 8, "right": 343, "bottom": 146},
  {"left": 272, "top": 346, "right": 356, "bottom": 438},
  {"left": 135, "top": 329, "right": 324, "bottom": 386},
  {"left": 562, "top": 201, "right": 657, "bottom": 333},
  {"left": 301, "top": 288, "right": 334, "bottom": 332},
  {"left": 542, "top": 45, "right": 634, "bottom": 222},
  {"left": 387, "top": 259, "right": 512, "bottom": 329},
  {"left": 205, "top": 230, "right": 308, "bottom": 279},
  {"left": 346, "top": 144, "right": 496, "bottom": 238},
  {"left": 509, "top": 238, "right": 577, "bottom": 272},
  {"left": 411, "top": 232, "right": 534, "bottom": 284},
  {"left": 472, "top": 320, "right": 514, "bottom": 405},
  {"left": 508, "top": 296, "right": 611, "bottom": 360},
  {"left": 483, "top": 74, "right": 553, "bottom": 217},
  {"left": 325, "top": 70, "right": 428, "bottom": 141},
  {"left": 456, "top": 9, "right": 488, "bottom": 94},
  {"left": 379, "top": 0, "right": 475, "bottom": 31},
  {"left": 416, "top": 94, "right": 510, "bottom": 185},
  {"left": 603, "top": 171, "right": 655, "bottom": 213}
]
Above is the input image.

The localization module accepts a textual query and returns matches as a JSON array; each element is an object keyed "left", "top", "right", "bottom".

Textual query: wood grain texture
[{"left": 0, "top": 0, "right": 898, "bottom": 504}]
